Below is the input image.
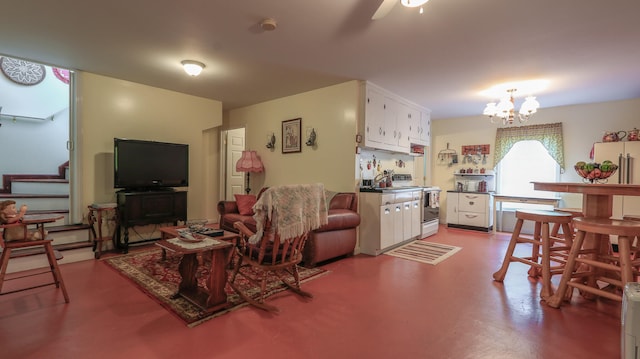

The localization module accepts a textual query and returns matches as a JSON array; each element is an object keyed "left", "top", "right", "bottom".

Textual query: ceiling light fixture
[
  {"left": 181, "top": 60, "right": 205, "bottom": 76},
  {"left": 483, "top": 88, "right": 540, "bottom": 125},
  {"left": 260, "top": 18, "right": 277, "bottom": 31},
  {"left": 401, "top": 0, "right": 429, "bottom": 14}
]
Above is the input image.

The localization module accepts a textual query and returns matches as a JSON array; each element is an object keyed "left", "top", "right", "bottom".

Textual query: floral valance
[{"left": 494, "top": 122, "right": 565, "bottom": 170}]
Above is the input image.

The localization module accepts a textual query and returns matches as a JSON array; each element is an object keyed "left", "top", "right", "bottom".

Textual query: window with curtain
[{"left": 494, "top": 123, "right": 565, "bottom": 209}]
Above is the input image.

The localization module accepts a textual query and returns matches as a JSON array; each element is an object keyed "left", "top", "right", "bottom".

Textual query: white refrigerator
[{"left": 594, "top": 141, "right": 640, "bottom": 219}]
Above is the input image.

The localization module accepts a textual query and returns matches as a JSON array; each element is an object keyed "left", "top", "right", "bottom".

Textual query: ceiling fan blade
[{"left": 372, "top": 0, "right": 397, "bottom": 20}]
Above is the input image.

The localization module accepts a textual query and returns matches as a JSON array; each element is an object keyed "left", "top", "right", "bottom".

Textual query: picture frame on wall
[{"left": 282, "top": 118, "right": 302, "bottom": 153}]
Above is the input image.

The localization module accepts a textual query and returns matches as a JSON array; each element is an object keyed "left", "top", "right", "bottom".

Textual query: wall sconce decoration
[
  {"left": 265, "top": 133, "right": 276, "bottom": 149},
  {"left": 305, "top": 128, "right": 317, "bottom": 146}
]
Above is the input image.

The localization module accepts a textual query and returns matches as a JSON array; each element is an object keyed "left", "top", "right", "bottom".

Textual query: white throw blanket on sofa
[{"left": 250, "top": 183, "right": 329, "bottom": 244}]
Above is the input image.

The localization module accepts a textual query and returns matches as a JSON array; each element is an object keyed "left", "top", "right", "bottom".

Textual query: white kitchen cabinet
[
  {"left": 364, "top": 86, "right": 386, "bottom": 145},
  {"left": 446, "top": 191, "right": 493, "bottom": 232},
  {"left": 360, "top": 81, "right": 430, "bottom": 153},
  {"left": 359, "top": 190, "right": 422, "bottom": 256},
  {"left": 594, "top": 141, "right": 640, "bottom": 219},
  {"left": 404, "top": 102, "right": 430, "bottom": 147}
]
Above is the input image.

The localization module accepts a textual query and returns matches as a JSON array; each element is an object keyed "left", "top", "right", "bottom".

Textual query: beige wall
[
  {"left": 76, "top": 72, "right": 223, "bottom": 222},
  {"left": 225, "top": 81, "right": 360, "bottom": 192},
  {"left": 431, "top": 97, "right": 640, "bottom": 222}
]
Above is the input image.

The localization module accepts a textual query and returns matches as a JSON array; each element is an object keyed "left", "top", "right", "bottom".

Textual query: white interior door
[{"left": 225, "top": 128, "right": 246, "bottom": 200}]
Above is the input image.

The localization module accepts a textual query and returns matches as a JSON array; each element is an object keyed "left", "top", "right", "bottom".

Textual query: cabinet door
[
  {"left": 393, "top": 203, "right": 404, "bottom": 244},
  {"left": 380, "top": 205, "right": 395, "bottom": 249},
  {"left": 365, "top": 87, "right": 385, "bottom": 144},
  {"left": 411, "top": 199, "right": 422, "bottom": 238},
  {"left": 403, "top": 201, "right": 413, "bottom": 241},
  {"left": 420, "top": 110, "right": 431, "bottom": 145},
  {"left": 446, "top": 192, "right": 459, "bottom": 225},
  {"left": 383, "top": 96, "right": 399, "bottom": 147}
]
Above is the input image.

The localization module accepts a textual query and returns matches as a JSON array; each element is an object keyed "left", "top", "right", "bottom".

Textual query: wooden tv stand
[{"left": 116, "top": 189, "right": 187, "bottom": 253}]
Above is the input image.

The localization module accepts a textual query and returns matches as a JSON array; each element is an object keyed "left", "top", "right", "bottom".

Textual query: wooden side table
[
  {"left": 156, "top": 237, "right": 236, "bottom": 313},
  {"left": 87, "top": 204, "right": 119, "bottom": 259}
]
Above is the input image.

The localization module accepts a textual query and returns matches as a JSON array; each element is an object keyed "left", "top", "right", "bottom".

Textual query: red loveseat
[{"left": 217, "top": 189, "right": 360, "bottom": 267}]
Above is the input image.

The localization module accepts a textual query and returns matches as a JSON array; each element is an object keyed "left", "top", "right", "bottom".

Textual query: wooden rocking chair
[{"left": 229, "top": 220, "right": 312, "bottom": 312}]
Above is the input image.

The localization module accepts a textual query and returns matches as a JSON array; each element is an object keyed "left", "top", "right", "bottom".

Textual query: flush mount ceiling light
[
  {"left": 260, "top": 18, "right": 277, "bottom": 31},
  {"left": 181, "top": 60, "right": 205, "bottom": 76}
]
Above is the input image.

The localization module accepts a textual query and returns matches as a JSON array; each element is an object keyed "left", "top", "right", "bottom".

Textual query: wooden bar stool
[
  {"left": 550, "top": 207, "right": 582, "bottom": 239},
  {"left": 493, "top": 209, "right": 573, "bottom": 300},
  {"left": 546, "top": 217, "right": 640, "bottom": 308},
  {"left": 0, "top": 224, "right": 70, "bottom": 303}
]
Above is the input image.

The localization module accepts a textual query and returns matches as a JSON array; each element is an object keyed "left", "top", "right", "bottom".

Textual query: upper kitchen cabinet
[{"left": 360, "top": 81, "right": 430, "bottom": 154}]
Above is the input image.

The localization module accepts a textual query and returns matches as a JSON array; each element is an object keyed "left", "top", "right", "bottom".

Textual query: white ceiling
[{"left": 1, "top": 0, "right": 639, "bottom": 120}]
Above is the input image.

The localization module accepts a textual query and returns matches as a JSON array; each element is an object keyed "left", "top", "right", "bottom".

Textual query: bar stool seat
[
  {"left": 0, "top": 230, "right": 70, "bottom": 303},
  {"left": 551, "top": 207, "right": 583, "bottom": 239},
  {"left": 493, "top": 209, "right": 573, "bottom": 300},
  {"left": 546, "top": 217, "right": 640, "bottom": 308}
]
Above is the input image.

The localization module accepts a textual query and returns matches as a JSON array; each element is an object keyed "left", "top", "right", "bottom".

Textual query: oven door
[{"left": 422, "top": 189, "right": 440, "bottom": 222}]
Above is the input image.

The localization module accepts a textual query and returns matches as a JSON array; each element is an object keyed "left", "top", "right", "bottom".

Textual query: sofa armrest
[
  {"left": 217, "top": 201, "right": 239, "bottom": 216},
  {"left": 329, "top": 192, "right": 358, "bottom": 212}
]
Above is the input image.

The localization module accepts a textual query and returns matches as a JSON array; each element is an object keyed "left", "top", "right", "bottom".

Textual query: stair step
[
  {"left": 6, "top": 241, "right": 93, "bottom": 259},
  {"left": 2, "top": 245, "right": 94, "bottom": 274},
  {"left": 0, "top": 196, "right": 69, "bottom": 213},
  {"left": 11, "top": 180, "right": 69, "bottom": 195}
]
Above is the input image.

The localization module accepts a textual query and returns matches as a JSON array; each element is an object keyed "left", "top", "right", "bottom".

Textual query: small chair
[
  {"left": 493, "top": 209, "right": 573, "bottom": 300},
  {"left": 546, "top": 217, "right": 640, "bottom": 308},
  {"left": 0, "top": 223, "right": 69, "bottom": 302},
  {"left": 550, "top": 207, "right": 583, "bottom": 239}
]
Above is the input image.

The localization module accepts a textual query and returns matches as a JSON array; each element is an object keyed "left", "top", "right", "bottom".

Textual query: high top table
[{"left": 531, "top": 182, "right": 640, "bottom": 219}]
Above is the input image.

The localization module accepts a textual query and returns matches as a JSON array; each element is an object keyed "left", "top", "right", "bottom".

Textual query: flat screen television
[{"left": 114, "top": 138, "right": 189, "bottom": 190}]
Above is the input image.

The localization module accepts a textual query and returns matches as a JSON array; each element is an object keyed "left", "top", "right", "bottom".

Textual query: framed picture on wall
[{"left": 282, "top": 118, "right": 302, "bottom": 153}]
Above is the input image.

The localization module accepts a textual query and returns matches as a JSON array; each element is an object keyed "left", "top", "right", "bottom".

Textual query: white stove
[{"left": 392, "top": 174, "right": 441, "bottom": 238}]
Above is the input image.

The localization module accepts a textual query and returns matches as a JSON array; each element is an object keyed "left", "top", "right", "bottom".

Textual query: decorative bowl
[{"left": 574, "top": 163, "right": 618, "bottom": 183}]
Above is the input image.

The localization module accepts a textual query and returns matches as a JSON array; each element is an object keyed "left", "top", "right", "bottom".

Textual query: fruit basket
[{"left": 574, "top": 161, "right": 618, "bottom": 183}]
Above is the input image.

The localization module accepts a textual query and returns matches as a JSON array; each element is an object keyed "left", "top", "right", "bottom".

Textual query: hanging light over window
[{"left": 181, "top": 60, "right": 205, "bottom": 76}]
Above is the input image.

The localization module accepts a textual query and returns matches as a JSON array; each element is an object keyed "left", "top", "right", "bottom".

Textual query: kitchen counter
[{"left": 359, "top": 186, "right": 424, "bottom": 193}]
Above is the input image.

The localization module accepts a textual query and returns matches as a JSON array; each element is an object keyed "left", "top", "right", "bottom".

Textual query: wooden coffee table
[{"left": 155, "top": 230, "right": 238, "bottom": 313}]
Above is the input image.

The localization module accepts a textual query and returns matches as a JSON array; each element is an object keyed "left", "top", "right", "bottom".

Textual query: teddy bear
[{"left": 0, "top": 200, "right": 44, "bottom": 241}]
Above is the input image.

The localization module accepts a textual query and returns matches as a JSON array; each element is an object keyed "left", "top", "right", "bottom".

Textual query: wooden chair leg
[
  {"left": 0, "top": 247, "right": 12, "bottom": 294},
  {"left": 44, "top": 242, "right": 69, "bottom": 303}
]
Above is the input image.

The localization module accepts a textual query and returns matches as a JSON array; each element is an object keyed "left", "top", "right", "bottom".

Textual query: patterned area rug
[
  {"left": 385, "top": 240, "right": 462, "bottom": 265},
  {"left": 103, "top": 248, "right": 328, "bottom": 327}
]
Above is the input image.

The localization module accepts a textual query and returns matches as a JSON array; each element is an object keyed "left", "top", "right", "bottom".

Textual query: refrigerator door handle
[
  {"left": 627, "top": 153, "right": 631, "bottom": 184},
  {"left": 619, "top": 153, "right": 624, "bottom": 184}
]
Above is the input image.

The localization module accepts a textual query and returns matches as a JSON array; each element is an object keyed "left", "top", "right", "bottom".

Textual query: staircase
[{"left": 1, "top": 164, "right": 95, "bottom": 273}]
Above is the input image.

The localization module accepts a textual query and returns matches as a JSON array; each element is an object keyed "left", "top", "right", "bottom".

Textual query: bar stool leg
[
  {"left": 540, "top": 222, "right": 553, "bottom": 300},
  {"left": 528, "top": 221, "right": 542, "bottom": 278},
  {"left": 619, "top": 235, "right": 634, "bottom": 286},
  {"left": 493, "top": 218, "right": 525, "bottom": 282},
  {"left": 547, "top": 230, "right": 586, "bottom": 308}
]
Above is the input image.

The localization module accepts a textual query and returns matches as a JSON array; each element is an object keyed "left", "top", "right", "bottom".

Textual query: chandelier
[{"left": 483, "top": 89, "right": 540, "bottom": 125}]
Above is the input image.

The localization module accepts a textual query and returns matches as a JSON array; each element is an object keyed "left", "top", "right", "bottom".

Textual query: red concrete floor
[{"left": 0, "top": 226, "right": 621, "bottom": 359}]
